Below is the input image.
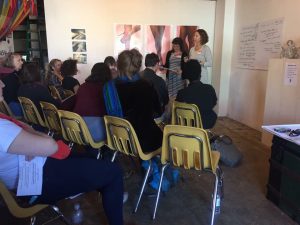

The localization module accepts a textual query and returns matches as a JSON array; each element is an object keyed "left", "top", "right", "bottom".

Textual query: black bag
[{"left": 211, "top": 135, "right": 243, "bottom": 167}]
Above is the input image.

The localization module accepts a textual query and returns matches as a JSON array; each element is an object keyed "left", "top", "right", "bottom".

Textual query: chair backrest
[
  {"left": 63, "top": 89, "right": 74, "bottom": 98},
  {"left": 162, "top": 125, "right": 218, "bottom": 173},
  {"left": 104, "top": 115, "right": 149, "bottom": 160},
  {"left": 171, "top": 101, "right": 203, "bottom": 128},
  {"left": 18, "top": 97, "right": 46, "bottom": 127},
  {"left": 58, "top": 110, "right": 104, "bottom": 149},
  {"left": 49, "top": 85, "right": 62, "bottom": 101},
  {"left": 0, "top": 99, "right": 14, "bottom": 117},
  {"left": 0, "top": 181, "right": 48, "bottom": 218},
  {"left": 40, "top": 101, "right": 61, "bottom": 134}
]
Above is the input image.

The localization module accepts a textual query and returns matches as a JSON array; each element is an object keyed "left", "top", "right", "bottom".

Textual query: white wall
[
  {"left": 227, "top": 0, "right": 300, "bottom": 130},
  {"left": 44, "top": 0, "right": 216, "bottom": 84}
]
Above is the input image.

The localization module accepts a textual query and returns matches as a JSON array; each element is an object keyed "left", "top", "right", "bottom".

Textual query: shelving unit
[{"left": 12, "top": 0, "right": 48, "bottom": 72}]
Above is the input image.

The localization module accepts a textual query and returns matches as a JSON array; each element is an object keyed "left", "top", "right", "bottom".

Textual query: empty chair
[
  {"left": 58, "top": 110, "right": 105, "bottom": 156},
  {"left": 0, "top": 181, "right": 69, "bottom": 225},
  {"left": 40, "top": 101, "right": 61, "bottom": 137},
  {"left": 18, "top": 96, "right": 46, "bottom": 129},
  {"left": 171, "top": 101, "right": 203, "bottom": 128},
  {"left": 104, "top": 115, "right": 161, "bottom": 214},
  {"left": 152, "top": 125, "right": 223, "bottom": 225}
]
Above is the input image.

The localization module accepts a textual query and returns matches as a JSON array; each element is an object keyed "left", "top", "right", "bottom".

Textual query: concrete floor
[{"left": 0, "top": 117, "right": 297, "bottom": 225}]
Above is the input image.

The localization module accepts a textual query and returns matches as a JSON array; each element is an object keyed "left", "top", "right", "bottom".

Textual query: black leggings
[{"left": 37, "top": 157, "right": 124, "bottom": 225}]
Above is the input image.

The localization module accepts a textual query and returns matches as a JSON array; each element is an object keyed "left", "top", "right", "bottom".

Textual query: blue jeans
[
  {"left": 8, "top": 101, "right": 23, "bottom": 117},
  {"left": 83, "top": 116, "right": 106, "bottom": 142}
]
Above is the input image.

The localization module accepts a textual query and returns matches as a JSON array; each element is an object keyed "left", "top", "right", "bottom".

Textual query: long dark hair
[{"left": 85, "top": 63, "right": 112, "bottom": 83}]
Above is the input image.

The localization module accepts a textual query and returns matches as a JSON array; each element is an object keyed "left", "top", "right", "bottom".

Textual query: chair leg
[
  {"left": 134, "top": 160, "right": 152, "bottom": 213},
  {"left": 30, "top": 216, "right": 36, "bottom": 225},
  {"left": 152, "top": 163, "right": 169, "bottom": 220},
  {"left": 111, "top": 151, "right": 118, "bottom": 162},
  {"left": 211, "top": 167, "right": 223, "bottom": 225},
  {"left": 51, "top": 205, "right": 71, "bottom": 225}
]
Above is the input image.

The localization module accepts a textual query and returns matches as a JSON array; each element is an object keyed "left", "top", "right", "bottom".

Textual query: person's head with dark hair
[
  {"left": 104, "top": 56, "right": 118, "bottom": 79},
  {"left": 172, "top": 37, "right": 185, "bottom": 52},
  {"left": 85, "top": 62, "right": 112, "bottom": 83},
  {"left": 3, "top": 52, "right": 23, "bottom": 71},
  {"left": 61, "top": 59, "right": 78, "bottom": 77},
  {"left": 194, "top": 29, "right": 209, "bottom": 45},
  {"left": 182, "top": 59, "right": 202, "bottom": 81},
  {"left": 21, "top": 63, "right": 41, "bottom": 84},
  {"left": 117, "top": 49, "right": 142, "bottom": 78},
  {"left": 145, "top": 53, "right": 159, "bottom": 67},
  {"left": 104, "top": 56, "right": 116, "bottom": 67}
]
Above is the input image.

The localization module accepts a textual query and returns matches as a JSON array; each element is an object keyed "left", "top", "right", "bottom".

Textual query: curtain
[{"left": 0, "top": 0, "right": 37, "bottom": 40}]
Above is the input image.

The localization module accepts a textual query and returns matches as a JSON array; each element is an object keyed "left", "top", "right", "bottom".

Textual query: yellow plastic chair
[
  {"left": 40, "top": 101, "right": 61, "bottom": 137},
  {"left": 58, "top": 110, "right": 105, "bottom": 157},
  {"left": 152, "top": 125, "right": 223, "bottom": 225},
  {"left": 171, "top": 101, "right": 203, "bottom": 128},
  {"left": 0, "top": 99, "right": 14, "bottom": 117},
  {"left": 104, "top": 115, "right": 161, "bottom": 213},
  {"left": 63, "top": 89, "right": 74, "bottom": 98},
  {"left": 0, "top": 181, "right": 70, "bottom": 225},
  {"left": 18, "top": 97, "right": 46, "bottom": 129},
  {"left": 49, "top": 85, "right": 63, "bottom": 101}
]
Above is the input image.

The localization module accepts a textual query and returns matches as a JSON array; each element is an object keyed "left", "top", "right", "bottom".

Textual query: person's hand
[
  {"left": 176, "top": 68, "right": 182, "bottom": 75},
  {"left": 199, "top": 60, "right": 205, "bottom": 65},
  {"left": 184, "top": 56, "right": 189, "bottom": 63}
]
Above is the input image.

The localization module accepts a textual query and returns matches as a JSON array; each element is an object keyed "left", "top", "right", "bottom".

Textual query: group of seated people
[{"left": 0, "top": 47, "right": 217, "bottom": 225}]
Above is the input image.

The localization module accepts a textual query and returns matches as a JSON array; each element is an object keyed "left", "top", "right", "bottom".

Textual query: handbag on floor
[{"left": 211, "top": 134, "right": 243, "bottom": 167}]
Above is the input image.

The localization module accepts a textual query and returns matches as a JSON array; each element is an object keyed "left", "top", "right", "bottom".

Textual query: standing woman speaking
[{"left": 188, "top": 29, "right": 212, "bottom": 84}]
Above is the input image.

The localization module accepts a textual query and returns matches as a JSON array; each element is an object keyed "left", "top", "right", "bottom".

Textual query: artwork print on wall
[
  {"left": 114, "top": 24, "right": 142, "bottom": 56},
  {"left": 146, "top": 25, "right": 171, "bottom": 65},
  {"left": 71, "top": 28, "right": 87, "bottom": 64},
  {"left": 176, "top": 26, "right": 198, "bottom": 51}
]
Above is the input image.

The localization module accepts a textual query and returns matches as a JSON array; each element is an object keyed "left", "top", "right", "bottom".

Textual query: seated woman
[
  {"left": 73, "top": 63, "right": 111, "bottom": 142},
  {"left": 1, "top": 53, "right": 24, "bottom": 116},
  {"left": 0, "top": 79, "right": 124, "bottom": 225},
  {"left": 104, "top": 56, "right": 118, "bottom": 79},
  {"left": 44, "top": 58, "right": 65, "bottom": 98},
  {"left": 61, "top": 59, "right": 80, "bottom": 94},
  {"left": 17, "top": 63, "right": 61, "bottom": 117},
  {"left": 115, "top": 49, "right": 162, "bottom": 152}
]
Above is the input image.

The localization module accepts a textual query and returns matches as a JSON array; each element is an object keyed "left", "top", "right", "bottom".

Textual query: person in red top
[{"left": 73, "top": 63, "right": 111, "bottom": 141}]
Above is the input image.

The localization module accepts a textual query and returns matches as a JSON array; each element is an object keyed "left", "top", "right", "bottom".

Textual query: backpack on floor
[{"left": 211, "top": 135, "right": 243, "bottom": 167}]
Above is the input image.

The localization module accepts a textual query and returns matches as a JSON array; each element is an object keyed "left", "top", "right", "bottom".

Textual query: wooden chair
[
  {"left": 40, "top": 101, "right": 61, "bottom": 137},
  {"left": 152, "top": 125, "right": 223, "bottom": 225},
  {"left": 18, "top": 97, "right": 46, "bottom": 129},
  {"left": 0, "top": 181, "right": 70, "bottom": 225},
  {"left": 104, "top": 115, "right": 161, "bottom": 213},
  {"left": 171, "top": 101, "right": 203, "bottom": 128},
  {"left": 58, "top": 110, "right": 105, "bottom": 157}
]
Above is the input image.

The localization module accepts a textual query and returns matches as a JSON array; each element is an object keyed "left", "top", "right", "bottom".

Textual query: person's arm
[
  {"left": 7, "top": 129, "right": 58, "bottom": 157},
  {"left": 73, "top": 84, "right": 80, "bottom": 94},
  {"left": 202, "top": 46, "right": 212, "bottom": 68}
]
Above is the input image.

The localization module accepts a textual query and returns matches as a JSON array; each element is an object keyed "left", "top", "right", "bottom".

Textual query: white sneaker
[{"left": 123, "top": 192, "right": 129, "bottom": 204}]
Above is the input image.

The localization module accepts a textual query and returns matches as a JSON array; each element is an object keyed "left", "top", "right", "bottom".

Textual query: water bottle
[{"left": 71, "top": 203, "right": 83, "bottom": 224}]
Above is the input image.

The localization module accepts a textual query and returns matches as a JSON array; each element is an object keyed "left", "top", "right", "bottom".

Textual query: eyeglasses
[{"left": 288, "top": 129, "right": 300, "bottom": 137}]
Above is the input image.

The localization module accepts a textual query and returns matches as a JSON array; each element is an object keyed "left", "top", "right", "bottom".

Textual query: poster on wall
[
  {"left": 73, "top": 53, "right": 87, "bottom": 64},
  {"left": 71, "top": 28, "right": 87, "bottom": 64},
  {"left": 176, "top": 26, "right": 198, "bottom": 51},
  {"left": 145, "top": 25, "right": 171, "bottom": 65},
  {"left": 237, "top": 18, "right": 284, "bottom": 70},
  {"left": 114, "top": 24, "right": 142, "bottom": 57}
]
